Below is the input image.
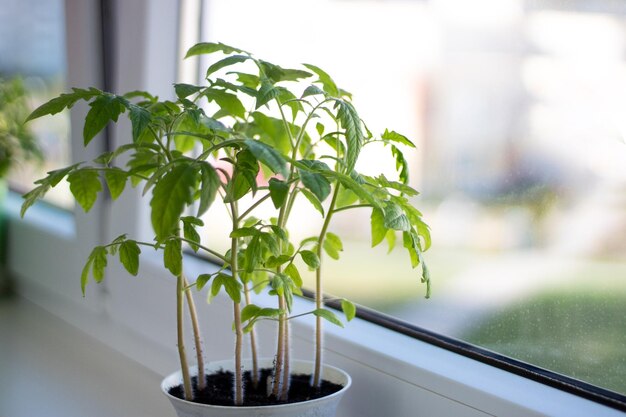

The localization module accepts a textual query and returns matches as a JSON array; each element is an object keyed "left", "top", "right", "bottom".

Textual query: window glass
[
  {"left": 0, "top": 0, "right": 72, "bottom": 209},
  {"left": 197, "top": 0, "right": 626, "bottom": 395}
]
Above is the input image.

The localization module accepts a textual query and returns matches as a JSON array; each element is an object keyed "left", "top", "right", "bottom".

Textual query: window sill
[{"left": 0, "top": 296, "right": 171, "bottom": 417}]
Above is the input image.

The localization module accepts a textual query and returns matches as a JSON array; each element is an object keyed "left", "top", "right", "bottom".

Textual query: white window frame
[{"left": 6, "top": 1, "right": 624, "bottom": 416}]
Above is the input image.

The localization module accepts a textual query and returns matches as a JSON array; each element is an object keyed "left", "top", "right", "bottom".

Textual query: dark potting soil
[{"left": 168, "top": 368, "right": 343, "bottom": 406}]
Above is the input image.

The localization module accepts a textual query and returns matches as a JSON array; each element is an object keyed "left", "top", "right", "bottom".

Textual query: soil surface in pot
[{"left": 169, "top": 368, "right": 343, "bottom": 406}]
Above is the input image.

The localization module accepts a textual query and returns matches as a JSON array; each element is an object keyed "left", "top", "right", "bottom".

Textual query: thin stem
[
  {"left": 149, "top": 126, "right": 173, "bottom": 161},
  {"left": 276, "top": 99, "right": 296, "bottom": 149},
  {"left": 272, "top": 294, "right": 286, "bottom": 398},
  {"left": 312, "top": 184, "right": 341, "bottom": 388},
  {"left": 243, "top": 282, "right": 259, "bottom": 389},
  {"left": 177, "top": 273, "right": 193, "bottom": 400},
  {"left": 173, "top": 236, "right": 230, "bottom": 264},
  {"left": 332, "top": 203, "right": 372, "bottom": 213},
  {"left": 233, "top": 300, "right": 244, "bottom": 405},
  {"left": 196, "top": 138, "right": 245, "bottom": 161},
  {"left": 230, "top": 200, "right": 244, "bottom": 406},
  {"left": 237, "top": 192, "right": 272, "bottom": 222},
  {"left": 184, "top": 276, "right": 205, "bottom": 391},
  {"left": 280, "top": 319, "right": 290, "bottom": 400}
]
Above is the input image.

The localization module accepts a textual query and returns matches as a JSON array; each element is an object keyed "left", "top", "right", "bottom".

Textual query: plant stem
[
  {"left": 233, "top": 300, "right": 244, "bottom": 405},
  {"left": 312, "top": 184, "right": 341, "bottom": 388},
  {"left": 237, "top": 192, "right": 272, "bottom": 222},
  {"left": 243, "top": 282, "right": 259, "bottom": 388},
  {"left": 272, "top": 293, "right": 286, "bottom": 398},
  {"left": 176, "top": 273, "right": 193, "bottom": 400},
  {"left": 230, "top": 201, "right": 244, "bottom": 406},
  {"left": 280, "top": 318, "right": 290, "bottom": 400},
  {"left": 184, "top": 276, "right": 205, "bottom": 391},
  {"left": 174, "top": 236, "right": 230, "bottom": 264},
  {"left": 332, "top": 203, "right": 372, "bottom": 213}
]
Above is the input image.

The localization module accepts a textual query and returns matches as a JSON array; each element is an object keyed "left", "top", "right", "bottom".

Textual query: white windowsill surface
[{"left": 0, "top": 295, "right": 172, "bottom": 417}]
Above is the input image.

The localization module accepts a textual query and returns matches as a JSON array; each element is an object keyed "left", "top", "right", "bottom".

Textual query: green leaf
[
  {"left": 268, "top": 178, "right": 289, "bottom": 208},
  {"left": 196, "top": 273, "right": 212, "bottom": 290},
  {"left": 284, "top": 263, "right": 302, "bottom": 287},
  {"left": 94, "top": 151, "right": 114, "bottom": 165},
  {"left": 104, "top": 168, "right": 127, "bottom": 200},
  {"left": 67, "top": 169, "right": 102, "bottom": 212},
  {"left": 329, "top": 171, "right": 379, "bottom": 208},
  {"left": 26, "top": 87, "right": 102, "bottom": 122},
  {"left": 244, "top": 139, "right": 288, "bottom": 178},
  {"left": 230, "top": 227, "right": 259, "bottom": 238},
  {"left": 43, "top": 164, "right": 80, "bottom": 187},
  {"left": 231, "top": 72, "right": 260, "bottom": 89},
  {"left": 255, "top": 82, "right": 280, "bottom": 109},
  {"left": 164, "top": 239, "right": 182, "bottom": 276},
  {"left": 259, "top": 233, "right": 280, "bottom": 255},
  {"left": 302, "top": 85, "right": 325, "bottom": 98},
  {"left": 206, "top": 55, "right": 250, "bottom": 77},
  {"left": 128, "top": 104, "right": 151, "bottom": 142},
  {"left": 198, "top": 163, "right": 221, "bottom": 216},
  {"left": 402, "top": 231, "right": 420, "bottom": 269},
  {"left": 371, "top": 208, "right": 386, "bottom": 247},
  {"left": 335, "top": 186, "right": 359, "bottom": 208},
  {"left": 181, "top": 215, "right": 204, "bottom": 226},
  {"left": 241, "top": 304, "right": 261, "bottom": 323},
  {"left": 265, "top": 254, "right": 292, "bottom": 268},
  {"left": 336, "top": 100, "right": 363, "bottom": 173},
  {"left": 80, "top": 253, "right": 94, "bottom": 295},
  {"left": 269, "top": 225, "right": 288, "bottom": 242},
  {"left": 241, "top": 305, "right": 281, "bottom": 332},
  {"left": 183, "top": 221, "right": 201, "bottom": 252},
  {"left": 381, "top": 129, "right": 416, "bottom": 148},
  {"left": 299, "top": 250, "right": 320, "bottom": 269},
  {"left": 312, "top": 308, "right": 344, "bottom": 327},
  {"left": 275, "top": 87, "right": 303, "bottom": 120},
  {"left": 421, "top": 260, "right": 432, "bottom": 299},
  {"left": 302, "top": 64, "right": 339, "bottom": 97},
  {"left": 299, "top": 188, "right": 324, "bottom": 216},
  {"left": 83, "top": 94, "right": 126, "bottom": 145},
  {"left": 214, "top": 274, "right": 241, "bottom": 303},
  {"left": 341, "top": 299, "right": 356, "bottom": 322},
  {"left": 185, "top": 42, "right": 247, "bottom": 58},
  {"left": 81, "top": 246, "right": 108, "bottom": 295},
  {"left": 323, "top": 232, "right": 343, "bottom": 260},
  {"left": 316, "top": 122, "right": 325, "bottom": 137},
  {"left": 123, "top": 90, "right": 157, "bottom": 102},
  {"left": 150, "top": 164, "right": 197, "bottom": 240},
  {"left": 226, "top": 150, "right": 259, "bottom": 202},
  {"left": 174, "top": 83, "right": 203, "bottom": 99},
  {"left": 391, "top": 145, "right": 410, "bottom": 185},
  {"left": 249, "top": 111, "right": 291, "bottom": 154},
  {"left": 119, "top": 240, "right": 141, "bottom": 275},
  {"left": 385, "top": 229, "right": 397, "bottom": 253},
  {"left": 298, "top": 161, "right": 331, "bottom": 202},
  {"left": 224, "top": 278, "right": 242, "bottom": 303},
  {"left": 383, "top": 202, "right": 411, "bottom": 231},
  {"left": 243, "top": 235, "right": 263, "bottom": 273},
  {"left": 376, "top": 174, "right": 418, "bottom": 197},
  {"left": 21, "top": 185, "right": 50, "bottom": 217},
  {"left": 203, "top": 88, "right": 246, "bottom": 119},
  {"left": 141, "top": 162, "right": 174, "bottom": 196}
]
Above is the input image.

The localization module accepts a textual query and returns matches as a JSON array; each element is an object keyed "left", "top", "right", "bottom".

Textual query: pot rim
[{"left": 161, "top": 358, "right": 352, "bottom": 410}]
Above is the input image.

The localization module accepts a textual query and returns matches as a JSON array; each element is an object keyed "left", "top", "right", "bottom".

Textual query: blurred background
[{"left": 2, "top": 0, "right": 625, "bottom": 397}]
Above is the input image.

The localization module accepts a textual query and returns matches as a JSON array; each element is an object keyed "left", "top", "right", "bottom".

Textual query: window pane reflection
[
  {"left": 199, "top": 0, "right": 626, "bottom": 395},
  {"left": 0, "top": 0, "right": 72, "bottom": 209}
]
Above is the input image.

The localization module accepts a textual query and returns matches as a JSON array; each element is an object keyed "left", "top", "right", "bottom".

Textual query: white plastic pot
[{"left": 161, "top": 358, "right": 351, "bottom": 417}]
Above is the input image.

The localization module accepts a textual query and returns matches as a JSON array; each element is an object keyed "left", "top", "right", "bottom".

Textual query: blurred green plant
[{"left": 0, "top": 76, "right": 42, "bottom": 177}]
